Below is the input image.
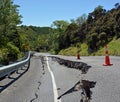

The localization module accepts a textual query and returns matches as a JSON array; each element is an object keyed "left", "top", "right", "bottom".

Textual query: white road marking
[{"left": 46, "top": 56, "right": 62, "bottom": 102}]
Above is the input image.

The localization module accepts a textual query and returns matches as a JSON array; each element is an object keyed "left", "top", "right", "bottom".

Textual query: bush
[
  {"left": 0, "top": 48, "right": 9, "bottom": 65},
  {"left": 94, "top": 38, "right": 120, "bottom": 56},
  {"left": 7, "top": 42, "right": 20, "bottom": 61},
  {"left": 59, "top": 43, "right": 89, "bottom": 56},
  {"left": 59, "top": 47, "right": 78, "bottom": 56},
  {"left": 80, "top": 43, "right": 89, "bottom": 56}
]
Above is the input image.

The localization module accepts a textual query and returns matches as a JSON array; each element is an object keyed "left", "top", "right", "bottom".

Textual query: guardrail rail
[{"left": 0, "top": 52, "right": 30, "bottom": 78}]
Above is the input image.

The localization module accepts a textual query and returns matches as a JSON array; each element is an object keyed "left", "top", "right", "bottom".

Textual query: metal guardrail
[{"left": 0, "top": 52, "right": 30, "bottom": 78}]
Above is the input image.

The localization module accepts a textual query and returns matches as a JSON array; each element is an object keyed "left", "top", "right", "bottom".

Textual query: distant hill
[{"left": 28, "top": 26, "right": 50, "bottom": 34}]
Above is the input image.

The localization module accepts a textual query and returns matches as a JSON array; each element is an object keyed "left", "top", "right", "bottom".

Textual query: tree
[
  {"left": 87, "top": 33, "right": 99, "bottom": 52},
  {"left": 64, "top": 23, "right": 80, "bottom": 47},
  {"left": 91, "top": 5, "right": 106, "bottom": 20},
  {"left": 76, "top": 14, "right": 87, "bottom": 26},
  {"left": 0, "top": 0, "right": 22, "bottom": 47},
  {"left": 115, "top": 3, "right": 120, "bottom": 9},
  {"left": 17, "top": 26, "right": 38, "bottom": 51},
  {"left": 99, "top": 32, "right": 107, "bottom": 46},
  {"left": 70, "top": 14, "right": 87, "bottom": 26},
  {"left": 0, "top": 0, "right": 22, "bottom": 62},
  {"left": 51, "top": 20, "right": 69, "bottom": 31},
  {"left": 114, "top": 8, "right": 120, "bottom": 38},
  {"left": 49, "top": 20, "right": 69, "bottom": 53},
  {"left": 70, "top": 19, "right": 76, "bottom": 24}
]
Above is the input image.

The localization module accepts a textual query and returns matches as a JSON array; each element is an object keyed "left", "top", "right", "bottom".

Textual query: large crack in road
[{"left": 49, "top": 56, "right": 96, "bottom": 102}]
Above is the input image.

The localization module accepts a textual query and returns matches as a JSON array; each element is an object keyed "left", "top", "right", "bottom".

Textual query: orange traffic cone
[
  {"left": 77, "top": 53, "right": 80, "bottom": 59},
  {"left": 103, "top": 45, "right": 113, "bottom": 66}
]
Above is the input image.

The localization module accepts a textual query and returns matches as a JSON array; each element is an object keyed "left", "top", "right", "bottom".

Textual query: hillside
[
  {"left": 50, "top": 4, "right": 120, "bottom": 55},
  {"left": 59, "top": 38, "right": 120, "bottom": 56}
]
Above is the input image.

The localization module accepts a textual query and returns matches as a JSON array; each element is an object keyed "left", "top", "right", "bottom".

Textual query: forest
[{"left": 0, "top": 0, "right": 120, "bottom": 65}]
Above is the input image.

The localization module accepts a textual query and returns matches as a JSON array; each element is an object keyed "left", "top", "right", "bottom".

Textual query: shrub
[
  {"left": 0, "top": 48, "right": 8, "bottom": 65},
  {"left": 7, "top": 42, "right": 20, "bottom": 61}
]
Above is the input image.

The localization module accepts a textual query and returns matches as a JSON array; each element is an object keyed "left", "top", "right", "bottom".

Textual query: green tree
[
  {"left": 49, "top": 20, "right": 69, "bottom": 53},
  {"left": 87, "top": 32, "right": 99, "bottom": 52},
  {"left": 76, "top": 14, "right": 87, "bottom": 26},
  {"left": 70, "top": 14, "right": 87, "bottom": 26},
  {"left": 114, "top": 3, "right": 120, "bottom": 9},
  {"left": 99, "top": 32, "right": 107, "bottom": 46},
  {"left": 17, "top": 26, "right": 38, "bottom": 51},
  {"left": 64, "top": 23, "right": 80, "bottom": 47},
  {"left": 0, "top": 0, "right": 22, "bottom": 47}
]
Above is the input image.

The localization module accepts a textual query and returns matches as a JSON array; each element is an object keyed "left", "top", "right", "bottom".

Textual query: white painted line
[{"left": 46, "top": 56, "right": 62, "bottom": 102}]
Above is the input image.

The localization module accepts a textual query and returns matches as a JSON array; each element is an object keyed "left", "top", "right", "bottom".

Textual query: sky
[{"left": 14, "top": 0, "right": 120, "bottom": 27}]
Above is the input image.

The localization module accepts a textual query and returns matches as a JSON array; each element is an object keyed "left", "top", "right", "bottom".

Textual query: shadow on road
[{"left": 0, "top": 61, "right": 30, "bottom": 93}]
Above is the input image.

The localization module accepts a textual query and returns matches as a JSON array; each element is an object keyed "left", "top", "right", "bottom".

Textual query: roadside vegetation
[
  {"left": 59, "top": 38, "right": 120, "bottom": 56},
  {"left": 0, "top": 0, "right": 120, "bottom": 65}
]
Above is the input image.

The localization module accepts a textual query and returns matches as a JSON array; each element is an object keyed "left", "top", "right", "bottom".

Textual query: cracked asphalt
[
  {"left": 0, "top": 55, "right": 43, "bottom": 102},
  {"left": 0, "top": 53, "right": 120, "bottom": 102}
]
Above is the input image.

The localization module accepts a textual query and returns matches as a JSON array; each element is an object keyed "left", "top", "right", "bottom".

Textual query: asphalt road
[{"left": 0, "top": 53, "right": 120, "bottom": 102}]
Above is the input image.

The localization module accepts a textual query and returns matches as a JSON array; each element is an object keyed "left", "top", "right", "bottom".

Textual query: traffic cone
[
  {"left": 103, "top": 45, "right": 113, "bottom": 66},
  {"left": 77, "top": 53, "right": 80, "bottom": 59},
  {"left": 77, "top": 51, "right": 80, "bottom": 59}
]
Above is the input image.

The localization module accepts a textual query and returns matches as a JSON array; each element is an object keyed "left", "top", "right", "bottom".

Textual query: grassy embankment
[{"left": 59, "top": 38, "right": 120, "bottom": 56}]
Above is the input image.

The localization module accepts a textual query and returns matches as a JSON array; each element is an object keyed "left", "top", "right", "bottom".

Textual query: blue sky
[{"left": 14, "top": 0, "right": 119, "bottom": 27}]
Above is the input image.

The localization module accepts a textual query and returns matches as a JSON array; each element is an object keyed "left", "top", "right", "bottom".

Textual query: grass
[
  {"left": 59, "top": 38, "right": 120, "bottom": 56},
  {"left": 108, "top": 38, "right": 120, "bottom": 55},
  {"left": 59, "top": 43, "right": 89, "bottom": 56},
  {"left": 59, "top": 47, "right": 78, "bottom": 56},
  {"left": 95, "top": 38, "right": 120, "bottom": 56}
]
